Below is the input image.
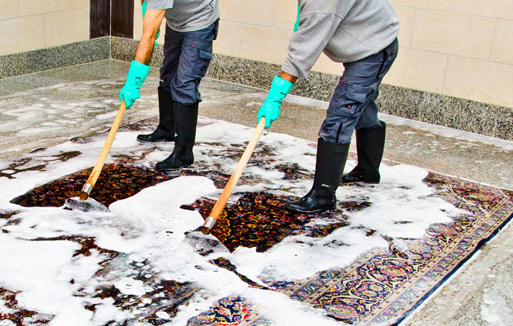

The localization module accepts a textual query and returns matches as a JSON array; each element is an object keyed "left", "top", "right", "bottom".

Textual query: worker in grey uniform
[
  {"left": 257, "top": 0, "right": 400, "bottom": 213},
  {"left": 120, "top": 0, "right": 219, "bottom": 171}
]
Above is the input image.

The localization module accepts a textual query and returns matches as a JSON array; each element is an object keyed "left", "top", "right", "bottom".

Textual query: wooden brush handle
[
  {"left": 80, "top": 101, "right": 127, "bottom": 200},
  {"left": 207, "top": 118, "right": 266, "bottom": 221}
]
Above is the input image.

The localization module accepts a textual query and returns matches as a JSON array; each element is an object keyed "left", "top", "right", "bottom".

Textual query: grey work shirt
[
  {"left": 146, "top": 0, "right": 219, "bottom": 32},
  {"left": 283, "top": 0, "right": 400, "bottom": 79}
]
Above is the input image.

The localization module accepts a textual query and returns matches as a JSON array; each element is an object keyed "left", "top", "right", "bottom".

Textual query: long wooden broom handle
[
  {"left": 207, "top": 118, "right": 266, "bottom": 221},
  {"left": 79, "top": 101, "right": 127, "bottom": 200}
]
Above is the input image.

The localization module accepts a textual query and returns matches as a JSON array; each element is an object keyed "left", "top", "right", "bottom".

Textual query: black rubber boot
[
  {"left": 341, "top": 121, "right": 386, "bottom": 184},
  {"left": 155, "top": 102, "right": 198, "bottom": 171},
  {"left": 137, "top": 87, "right": 175, "bottom": 143},
  {"left": 286, "top": 138, "right": 349, "bottom": 214}
]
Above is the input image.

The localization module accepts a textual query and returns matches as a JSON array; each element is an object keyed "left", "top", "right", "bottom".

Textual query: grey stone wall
[
  {"left": 1, "top": 36, "right": 511, "bottom": 140},
  {"left": 0, "top": 37, "right": 110, "bottom": 79}
]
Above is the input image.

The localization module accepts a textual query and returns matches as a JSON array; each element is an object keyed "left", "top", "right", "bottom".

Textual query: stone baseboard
[
  {"left": 204, "top": 52, "right": 513, "bottom": 141},
  {"left": 0, "top": 37, "right": 110, "bottom": 79},
  {"left": 2, "top": 36, "right": 511, "bottom": 140},
  {"left": 111, "top": 37, "right": 512, "bottom": 140}
]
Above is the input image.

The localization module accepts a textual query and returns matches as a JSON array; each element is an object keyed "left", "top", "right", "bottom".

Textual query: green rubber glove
[
  {"left": 142, "top": 1, "right": 160, "bottom": 45},
  {"left": 120, "top": 60, "right": 151, "bottom": 109},
  {"left": 294, "top": 3, "right": 300, "bottom": 32},
  {"left": 257, "top": 76, "right": 294, "bottom": 129}
]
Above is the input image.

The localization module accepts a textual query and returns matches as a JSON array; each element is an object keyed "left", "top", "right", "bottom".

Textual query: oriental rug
[{"left": 1, "top": 119, "right": 512, "bottom": 325}]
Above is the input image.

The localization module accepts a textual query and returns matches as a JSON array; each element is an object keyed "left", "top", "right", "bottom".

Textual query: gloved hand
[
  {"left": 142, "top": 1, "right": 160, "bottom": 45},
  {"left": 120, "top": 60, "right": 151, "bottom": 109},
  {"left": 257, "top": 76, "right": 294, "bottom": 129}
]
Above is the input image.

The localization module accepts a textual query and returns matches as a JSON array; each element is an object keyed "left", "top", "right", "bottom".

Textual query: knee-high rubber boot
[
  {"left": 341, "top": 121, "right": 386, "bottom": 184},
  {"left": 286, "top": 138, "right": 349, "bottom": 214},
  {"left": 137, "top": 87, "right": 175, "bottom": 143},
  {"left": 155, "top": 102, "right": 198, "bottom": 171}
]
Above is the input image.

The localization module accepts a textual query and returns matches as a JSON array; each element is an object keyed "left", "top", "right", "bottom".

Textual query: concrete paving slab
[{"left": 0, "top": 59, "right": 512, "bottom": 325}]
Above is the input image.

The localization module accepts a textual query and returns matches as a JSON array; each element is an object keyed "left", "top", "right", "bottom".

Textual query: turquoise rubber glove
[
  {"left": 120, "top": 60, "right": 151, "bottom": 109},
  {"left": 294, "top": 3, "right": 300, "bottom": 32},
  {"left": 257, "top": 76, "right": 294, "bottom": 129},
  {"left": 142, "top": 1, "right": 160, "bottom": 45}
]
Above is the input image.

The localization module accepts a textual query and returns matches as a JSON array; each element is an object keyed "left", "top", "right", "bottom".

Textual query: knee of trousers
[
  {"left": 170, "top": 81, "right": 202, "bottom": 105},
  {"left": 319, "top": 119, "right": 354, "bottom": 144},
  {"left": 354, "top": 104, "right": 381, "bottom": 130}
]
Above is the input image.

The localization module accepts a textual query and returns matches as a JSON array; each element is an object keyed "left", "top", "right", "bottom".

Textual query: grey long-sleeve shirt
[
  {"left": 147, "top": 0, "right": 219, "bottom": 32},
  {"left": 283, "top": 0, "right": 400, "bottom": 79}
]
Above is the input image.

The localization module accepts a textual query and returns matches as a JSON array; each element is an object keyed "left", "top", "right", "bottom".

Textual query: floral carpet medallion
[{"left": 1, "top": 118, "right": 512, "bottom": 325}]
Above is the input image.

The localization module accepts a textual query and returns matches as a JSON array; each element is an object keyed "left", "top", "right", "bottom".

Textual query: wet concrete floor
[{"left": 0, "top": 59, "right": 512, "bottom": 325}]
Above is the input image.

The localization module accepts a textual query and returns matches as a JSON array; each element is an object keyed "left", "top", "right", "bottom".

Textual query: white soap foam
[{"left": 0, "top": 118, "right": 465, "bottom": 325}]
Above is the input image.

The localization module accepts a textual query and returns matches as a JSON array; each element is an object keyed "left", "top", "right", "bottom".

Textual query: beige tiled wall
[
  {"left": 134, "top": 0, "right": 513, "bottom": 109},
  {"left": 135, "top": 0, "right": 513, "bottom": 108},
  {"left": 0, "top": 0, "right": 89, "bottom": 56},
  {"left": 391, "top": 0, "right": 513, "bottom": 108},
  {"left": 0, "top": 0, "right": 511, "bottom": 108}
]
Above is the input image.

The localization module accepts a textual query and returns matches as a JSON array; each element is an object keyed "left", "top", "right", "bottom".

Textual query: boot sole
[
  {"left": 137, "top": 138, "right": 175, "bottom": 143},
  {"left": 285, "top": 204, "right": 336, "bottom": 214},
  {"left": 342, "top": 180, "right": 380, "bottom": 185},
  {"left": 155, "top": 162, "right": 193, "bottom": 172}
]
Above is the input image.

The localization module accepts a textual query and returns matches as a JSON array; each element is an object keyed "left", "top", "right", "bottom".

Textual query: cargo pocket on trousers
[
  {"left": 341, "top": 84, "right": 369, "bottom": 115},
  {"left": 193, "top": 50, "right": 212, "bottom": 78}
]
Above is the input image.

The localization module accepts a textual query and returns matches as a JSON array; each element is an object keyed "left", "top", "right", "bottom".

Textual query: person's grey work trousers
[
  {"left": 319, "top": 38, "right": 398, "bottom": 144},
  {"left": 159, "top": 20, "right": 219, "bottom": 105}
]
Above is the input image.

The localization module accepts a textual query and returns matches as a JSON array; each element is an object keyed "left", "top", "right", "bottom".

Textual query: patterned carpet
[
  {"left": 6, "top": 162, "right": 513, "bottom": 325},
  {"left": 183, "top": 173, "right": 513, "bottom": 325},
  {"left": 2, "top": 121, "right": 512, "bottom": 325}
]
